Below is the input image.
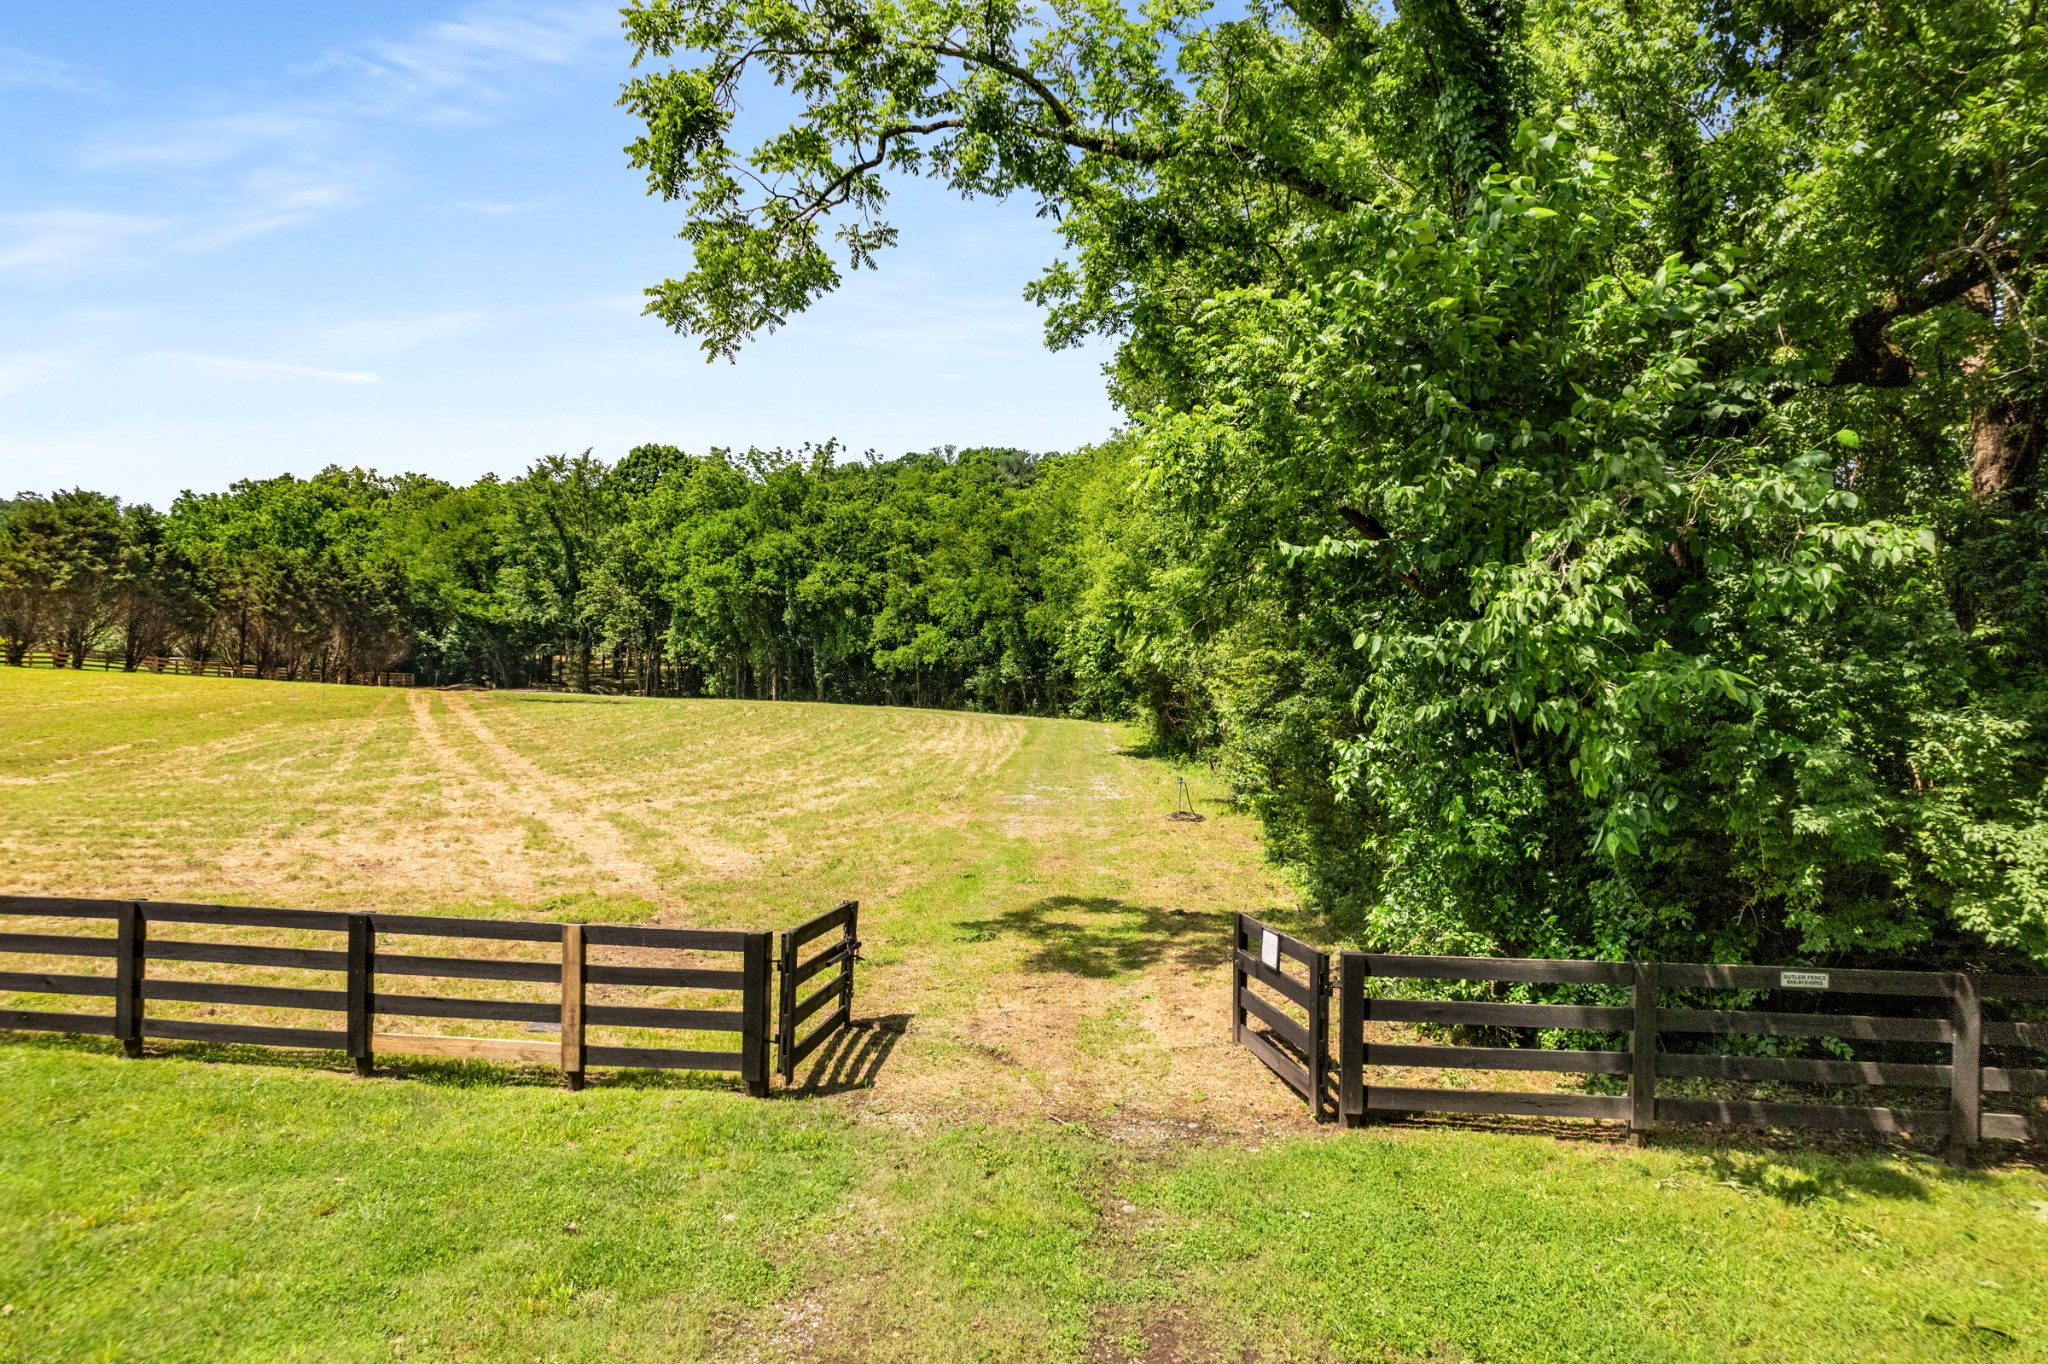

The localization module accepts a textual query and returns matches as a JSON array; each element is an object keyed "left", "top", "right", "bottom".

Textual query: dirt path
[{"left": 799, "top": 717, "right": 1314, "bottom": 1139}]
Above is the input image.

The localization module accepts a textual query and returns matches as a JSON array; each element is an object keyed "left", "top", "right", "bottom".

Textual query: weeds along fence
[
  {"left": 1230, "top": 915, "right": 2046, "bottom": 1167},
  {"left": 0, "top": 896, "right": 859, "bottom": 1092},
  {"left": 7, "top": 648, "right": 413, "bottom": 687}
]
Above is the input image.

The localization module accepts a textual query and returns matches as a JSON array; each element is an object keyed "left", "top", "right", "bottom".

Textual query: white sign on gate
[
  {"left": 1260, "top": 928, "right": 1281, "bottom": 971},
  {"left": 1779, "top": 970, "right": 1831, "bottom": 990}
]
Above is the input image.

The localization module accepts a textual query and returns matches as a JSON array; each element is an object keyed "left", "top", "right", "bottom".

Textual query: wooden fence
[
  {"left": 1228, "top": 927, "right": 2046, "bottom": 1167},
  {"left": 8, "top": 649, "right": 413, "bottom": 687},
  {"left": 778, "top": 900, "right": 858, "bottom": 1083},
  {"left": 0, "top": 895, "right": 866, "bottom": 1093}
]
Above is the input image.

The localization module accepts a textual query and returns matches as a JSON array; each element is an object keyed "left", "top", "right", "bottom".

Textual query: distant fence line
[
  {"left": 7, "top": 647, "right": 413, "bottom": 687},
  {"left": 1231, "top": 914, "right": 2046, "bottom": 1168},
  {"left": 0, "top": 895, "right": 858, "bottom": 1092}
]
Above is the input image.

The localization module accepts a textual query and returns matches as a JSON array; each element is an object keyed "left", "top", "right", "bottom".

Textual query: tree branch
[
  {"left": 1830, "top": 250, "right": 2020, "bottom": 388},
  {"left": 1338, "top": 506, "right": 1437, "bottom": 598},
  {"left": 1281, "top": 0, "right": 1347, "bottom": 42},
  {"left": 935, "top": 40, "right": 1359, "bottom": 209},
  {"left": 933, "top": 40, "right": 1080, "bottom": 127},
  {"left": 795, "top": 119, "right": 965, "bottom": 222}
]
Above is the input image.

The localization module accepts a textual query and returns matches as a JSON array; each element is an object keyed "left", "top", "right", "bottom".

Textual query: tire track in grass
[
  {"left": 438, "top": 691, "right": 755, "bottom": 896},
  {"left": 406, "top": 689, "right": 666, "bottom": 904}
]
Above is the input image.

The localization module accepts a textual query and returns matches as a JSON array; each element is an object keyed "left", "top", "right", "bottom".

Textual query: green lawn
[{"left": 2, "top": 668, "right": 2045, "bottom": 1361}]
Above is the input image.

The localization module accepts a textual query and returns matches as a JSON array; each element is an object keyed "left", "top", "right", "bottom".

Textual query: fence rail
[
  {"left": 7, "top": 648, "right": 413, "bottom": 687},
  {"left": 1229, "top": 934, "right": 2045, "bottom": 1166},
  {"left": 0, "top": 895, "right": 868, "bottom": 1094}
]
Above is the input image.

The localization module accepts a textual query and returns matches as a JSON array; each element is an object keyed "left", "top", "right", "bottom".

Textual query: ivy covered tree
[{"left": 619, "top": 0, "right": 2048, "bottom": 965}]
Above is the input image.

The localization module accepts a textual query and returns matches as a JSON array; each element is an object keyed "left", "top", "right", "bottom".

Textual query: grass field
[{"left": 3, "top": 667, "right": 2046, "bottom": 1362}]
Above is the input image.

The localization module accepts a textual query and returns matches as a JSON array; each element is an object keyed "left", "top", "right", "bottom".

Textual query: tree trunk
[{"left": 1972, "top": 397, "right": 2041, "bottom": 510}]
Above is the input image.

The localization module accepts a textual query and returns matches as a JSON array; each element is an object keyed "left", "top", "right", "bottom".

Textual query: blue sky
[{"left": 0, "top": 2, "right": 1121, "bottom": 508}]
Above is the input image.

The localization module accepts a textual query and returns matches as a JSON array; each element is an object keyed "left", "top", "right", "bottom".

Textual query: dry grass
[{"left": 0, "top": 667, "right": 1307, "bottom": 1130}]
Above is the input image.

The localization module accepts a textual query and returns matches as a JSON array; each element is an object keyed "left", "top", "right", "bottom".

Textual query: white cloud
[
  {"left": 0, "top": 46, "right": 106, "bottom": 96},
  {"left": 171, "top": 353, "right": 384, "bottom": 385},
  {"left": 190, "top": 165, "right": 373, "bottom": 247},
  {"left": 0, "top": 210, "right": 171, "bottom": 277},
  {"left": 309, "top": 1, "right": 616, "bottom": 120},
  {"left": 82, "top": 112, "right": 330, "bottom": 172},
  {"left": 0, "top": 352, "right": 76, "bottom": 399},
  {"left": 315, "top": 310, "right": 492, "bottom": 353},
  {"left": 40, "top": 3, "right": 617, "bottom": 277}
]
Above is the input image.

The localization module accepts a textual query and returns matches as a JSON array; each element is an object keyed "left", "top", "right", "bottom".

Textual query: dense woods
[{"left": 0, "top": 444, "right": 1137, "bottom": 710}]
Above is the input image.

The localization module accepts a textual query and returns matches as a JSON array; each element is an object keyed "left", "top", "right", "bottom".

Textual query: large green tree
[{"left": 620, "top": 0, "right": 2048, "bottom": 965}]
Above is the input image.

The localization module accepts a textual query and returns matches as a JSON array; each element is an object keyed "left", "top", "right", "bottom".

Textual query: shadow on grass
[
  {"left": 1348, "top": 1109, "right": 2030, "bottom": 1184},
  {"left": 957, "top": 895, "right": 1237, "bottom": 978},
  {"left": 0, "top": 1029, "right": 754, "bottom": 1094},
  {"left": 1359, "top": 1110, "right": 1637, "bottom": 1147},
  {"left": 1700, "top": 1147, "right": 1935, "bottom": 1204},
  {"left": 781, "top": 1012, "right": 910, "bottom": 1097}
]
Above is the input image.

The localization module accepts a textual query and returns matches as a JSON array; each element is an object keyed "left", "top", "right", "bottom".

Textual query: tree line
[{"left": 0, "top": 444, "right": 1142, "bottom": 711}]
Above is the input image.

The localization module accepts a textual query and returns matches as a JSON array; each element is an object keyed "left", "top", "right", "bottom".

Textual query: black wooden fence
[
  {"left": 778, "top": 900, "right": 858, "bottom": 1083},
  {"left": 0, "top": 895, "right": 863, "bottom": 1094},
  {"left": 1228, "top": 926, "right": 2046, "bottom": 1167}
]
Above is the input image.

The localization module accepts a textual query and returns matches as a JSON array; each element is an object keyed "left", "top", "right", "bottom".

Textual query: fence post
[
  {"left": 115, "top": 901, "right": 146, "bottom": 1058},
  {"left": 346, "top": 914, "right": 374, "bottom": 1077},
  {"left": 560, "top": 924, "right": 586, "bottom": 1091},
  {"left": 1339, "top": 950, "right": 1366, "bottom": 1127},
  {"left": 1309, "top": 948, "right": 1330, "bottom": 1122},
  {"left": 1948, "top": 972, "right": 1981, "bottom": 1169},
  {"left": 1231, "top": 913, "right": 1247, "bottom": 1046},
  {"left": 839, "top": 902, "right": 859, "bottom": 1023},
  {"left": 742, "top": 931, "right": 771, "bottom": 1097},
  {"left": 776, "top": 923, "right": 797, "bottom": 1084},
  {"left": 1630, "top": 961, "right": 1657, "bottom": 1145}
]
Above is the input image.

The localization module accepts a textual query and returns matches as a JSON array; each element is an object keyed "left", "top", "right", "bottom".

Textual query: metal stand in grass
[{"left": 1169, "top": 776, "right": 1204, "bottom": 823}]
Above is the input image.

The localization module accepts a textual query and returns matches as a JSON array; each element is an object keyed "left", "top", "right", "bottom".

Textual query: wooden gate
[
  {"left": 1230, "top": 913, "right": 1331, "bottom": 1119},
  {"left": 777, "top": 900, "right": 859, "bottom": 1083}
]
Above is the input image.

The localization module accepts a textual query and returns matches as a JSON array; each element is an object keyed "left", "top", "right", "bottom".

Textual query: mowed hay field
[{"left": 3, "top": 669, "right": 2047, "bottom": 1363}]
